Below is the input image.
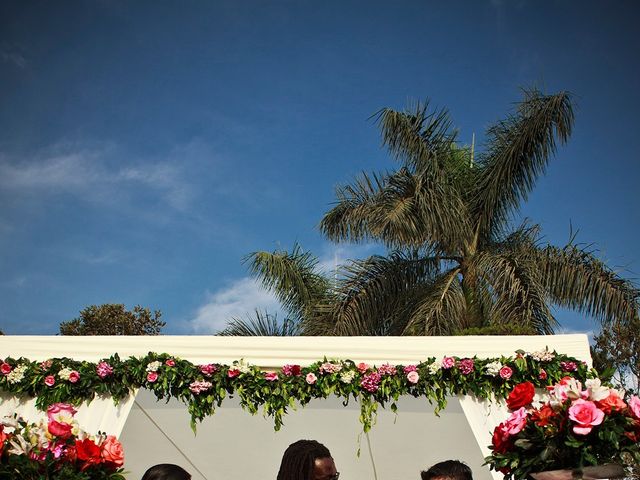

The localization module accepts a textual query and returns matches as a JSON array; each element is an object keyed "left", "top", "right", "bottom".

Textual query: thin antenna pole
[{"left": 470, "top": 132, "right": 475, "bottom": 167}]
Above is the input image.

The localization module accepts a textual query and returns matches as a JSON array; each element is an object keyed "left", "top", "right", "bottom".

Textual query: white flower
[
  {"left": 485, "top": 361, "right": 503, "bottom": 376},
  {"left": 58, "top": 367, "right": 74, "bottom": 380},
  {"left": 585, "top": 378, "right": 611, "bottom": 401},
  {"left": 7, "top": 364, "right": 28, "bottom": 384},
  {"left": 231, "top": 359, "right": 252, "bottom": 373},
  {"left": 427, "top": 361, "right": 440, "bottom": 375},
  {"left": 146, "top": 361, "right": 162, "bottom": 372},
  {"left": 530, "top": 349, "right": 555, "bottom": 362},
  {"left": 339, "top": 371, "right": 356, "bottom": 384}
]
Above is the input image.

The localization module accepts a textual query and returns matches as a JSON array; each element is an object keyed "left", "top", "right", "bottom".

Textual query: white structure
[{"left": 0, "top": 335, "right": 592, "bottom": 480}]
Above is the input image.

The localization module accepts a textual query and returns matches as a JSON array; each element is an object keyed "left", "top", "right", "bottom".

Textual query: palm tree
[{"left": 226, "top": 89, "right": 640, "bottom": 336}]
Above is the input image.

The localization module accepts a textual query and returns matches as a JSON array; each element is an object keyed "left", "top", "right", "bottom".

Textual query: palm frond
[
  {"left": 374, "top": 101, "right": 457, "bottom": 173},
  {"left": 218, "top": 310, "right": 300, "bottom": 336},
  {"left": 473, "top": 89, "right": 574, "bottom": 239},
  {"left": 244, "top": 244, "right": 330, "bottom": 320},
  {"left": 322, "top": 252, "right": 441, "bottom": 335},
  {"left": 475, "top": 250, "right": 557, "bottom": 334},
  {"left": 538, "top": 244, "right": 640, "bottom": 324},
  {"left": 402, "top": 267, "right": 465, "bottom": 335},
  {"left": 321, "top": 167, "right": 471, "bottom": 251}
]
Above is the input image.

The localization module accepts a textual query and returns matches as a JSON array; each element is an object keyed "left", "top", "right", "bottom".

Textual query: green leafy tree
[
  {"left": 232, "top": 89, "right": 639, "bottom": 336},
  {"left": 59, "top": 304, "right": 165, "bottom": 336},
  {"left": 592, "top": 318, "right": 639, "bottom": 394}
]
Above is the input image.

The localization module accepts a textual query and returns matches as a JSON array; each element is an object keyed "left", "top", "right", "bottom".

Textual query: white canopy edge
[{"left": 0, "top": 334, "right": 592, "bottom": 368}]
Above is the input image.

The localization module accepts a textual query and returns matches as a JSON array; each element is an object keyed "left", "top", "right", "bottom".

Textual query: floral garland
[{"left": 0, "top": 349, "right": 595, "bottom": 432}]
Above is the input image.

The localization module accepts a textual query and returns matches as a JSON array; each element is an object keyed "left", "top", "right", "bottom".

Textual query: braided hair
[{"left": 277, "top": 439, "right": 332, "bottom": 480}]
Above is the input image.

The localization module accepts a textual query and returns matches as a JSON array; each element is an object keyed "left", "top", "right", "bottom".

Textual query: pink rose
[
  {"left": 146, "top": 371, "right": 158, "bottom": 383},
  {"left": 68, "top": 370, "right": 80, "bottom": 383},
  {"left": 227, "top": 368, "right": 240, "bottom": 378},
  {"left": 100, "top": 435, "right": 125, "bottom": 467},
  {"left": 47, "top": 403, "right": 77, "bottom": 423},
  {"left": 357, "top": 362, "right": 369, "bottom": 373},
  {"left": 403, "top": 365, "right": 417, "bottom": 374},
  {"left": 45, "top": 375, "right": 56, "bottom": 387},
  {"left": 48, "top": 420, "right": 73, "bottom": 439},
  {"left": 0, "top": 363, "right": 12, "bottom": 375},
  {"left": 306, "top": 372, "right": 317, "bottom": 384},
  {"left": 538, "top": 368, "right": 547, "bottom": 380},
  {"left": 264, "top": 372, "right": 278, "bottom": 381},
  {"left": 629, "top": 395, "right": 640, "bottom": 419},
  {"left": 502, "top": 407, "right": 528, "bottom": 435},
  {"left": 499, "top": 366, "right": 513, "bottom": 380},
  {"left": 406, "top": 371, "right": 419, "bottom": 384},
  {"left": 441, "top": 357, "right": 455, "bottom": 369},
  {"left": 568, "top": 399, "right": 605, "bottom": 435},
  {"left": 165, "top": 359, "right": 176, "bottom": 367}
]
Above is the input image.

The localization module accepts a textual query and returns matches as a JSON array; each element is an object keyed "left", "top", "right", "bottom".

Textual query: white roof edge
[{"left": 0, "top": 334, "right": 592, "bottom": 367}]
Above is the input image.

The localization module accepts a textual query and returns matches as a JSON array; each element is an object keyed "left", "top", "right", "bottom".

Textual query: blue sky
[{"left": 0, "top": 1, "right": 638, "bottom": 335}]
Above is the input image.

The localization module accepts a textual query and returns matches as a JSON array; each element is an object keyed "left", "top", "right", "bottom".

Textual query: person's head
[
  {"left": 421, "top": 460, "right": 473, "bottom": 480},
  {"left": 277, "top": 439, "right": 338, "bottom": 480},
  {"left": 141, "top": 463, "right": 191, "bottom": 480}
]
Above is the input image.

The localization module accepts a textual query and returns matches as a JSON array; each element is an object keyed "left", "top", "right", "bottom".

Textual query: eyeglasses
[{"left": 317, "top": 473, "right": 340, "bottom": 480}]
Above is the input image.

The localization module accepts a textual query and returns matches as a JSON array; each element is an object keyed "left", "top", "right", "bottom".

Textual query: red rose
[
  {"left": 146, "top": 372, "right": 158, "bottom": 383},
  {"left": 48, "top": 420, "right": 73, "bottom": 439},
  {"left": 0, "top": 363, "right": 12, "bottom": 375},
  {"left": 491, "top": 425, "right": 513, "bottom": 453},
  {"left": 227, "top": 368, "right": 240, "bottom": 378},
  {"left": 596, "top": 391, "right": 627, "bottom": 414},
  {"left": 76, "top": 438, "right": 102, "bottom": 469},
  {"left": 538, "top": 369, "right": 547, "bottom": 380},
  {"left": 44, "top": 375, "right": 56, "bottom": 386},
  {"left": 165, "top": 359, "right": 176, "bottom": 367},
  {"left": 507, "top": 382, "right": 535, "bottom": 410},
  {"left": 68, "top": 370, "right": 80, "bottom": 383}
]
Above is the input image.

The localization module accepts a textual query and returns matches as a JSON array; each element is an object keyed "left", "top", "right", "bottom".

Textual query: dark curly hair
[{"left": 277, "top": 439, "right": 332, "bottom": 480}]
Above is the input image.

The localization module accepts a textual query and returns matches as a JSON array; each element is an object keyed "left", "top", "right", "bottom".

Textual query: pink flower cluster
[
  {"left": 377, "top": 363, "right": 397, "bottom": 376},
  {"left": 560, "top": 361, "right": 577, "bottom": 372},
  {"left": 282, "top": 364, "right": 301, "bottom": 376},
  {"left": 319, "top": 362, "right": 342, "bottom": 374},
  {"left": 96, "top": 361, "right": 114, "bottom": 379},
  {"left": 189, "top": 380, "right": 213, "bottom": 394},
  {"left": 360, "top": 372, "right": 382, "bottom": 393},
  {"left": 403, "top": 365, "right": 417, "bottom": 374},
  {"left": 264, "top": 372, "right": 278, "bottom": 381},
  {"left": 199, "top": 363, "right": 218, "bottom": 376},
  {"left": 458, "top": 358, "right": 474, "bottom": 375}
]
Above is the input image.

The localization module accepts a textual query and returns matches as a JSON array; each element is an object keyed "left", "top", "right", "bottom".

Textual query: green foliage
[
  {"left": 59, "top": 304, "right": 165, "bottom": 336},
  {"left": 592, "top": 318, "right": 640, "bottom": 394},
  {"left": 0, "top": 349, "right": 595, "bottom": 433}
]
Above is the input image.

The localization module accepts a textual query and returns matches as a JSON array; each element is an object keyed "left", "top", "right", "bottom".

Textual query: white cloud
[
  {"left": 189, "top": 277, "right": 282, "bottom": 333},
  {"left": 0, "top": 145, "right": 193, "bottom": 211}
]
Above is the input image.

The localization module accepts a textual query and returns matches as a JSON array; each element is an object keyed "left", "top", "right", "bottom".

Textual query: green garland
[{"left": 0, "top": 350, "right": 596, "bottom": 432}]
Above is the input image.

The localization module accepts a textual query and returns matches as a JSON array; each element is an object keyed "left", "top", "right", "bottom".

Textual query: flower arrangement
[
  {"left": 485, "top": 378, "right": 640, "bottom": 480},
  {"left": 0, "top": 402, "right": 125, "bottom": 480},
  {"left": 0, "top": 350, "right": 594, "bottom": 432}
]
